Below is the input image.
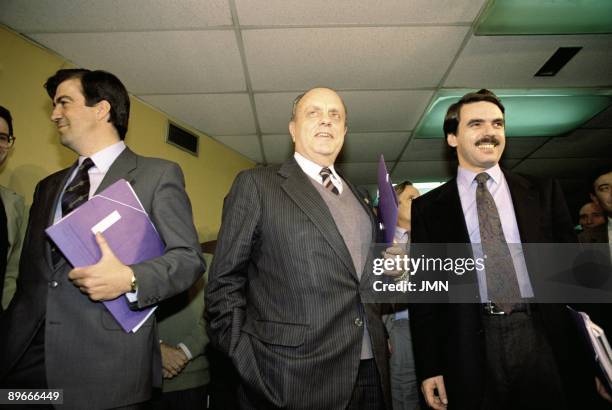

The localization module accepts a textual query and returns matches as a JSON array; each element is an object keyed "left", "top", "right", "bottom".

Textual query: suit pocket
[
  {"left": 101, "top": 309, "right": 154, "bottom": 331},
  {"left": 242, "top": 319, "right": 307, "bottom": 347}
]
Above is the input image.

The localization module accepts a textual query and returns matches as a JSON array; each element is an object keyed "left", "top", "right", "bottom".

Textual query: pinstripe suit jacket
[{"left": 206, "top": 157, "right": 391, "bottom": 410}]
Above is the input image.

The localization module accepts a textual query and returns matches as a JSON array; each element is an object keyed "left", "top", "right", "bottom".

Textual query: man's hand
[
  {"left": 382, "top": 245, "right": 408, "bottom": 278},
  {"left": 422, "top": 375, "right": 448, "bottom": 409},
  {"left": 596, "top": 377, "right": 612, "bottom": 403},
  {"left": 68, "top": 232, "right": 133, "bottom": 301},
  {"left": 160, "top": 342, "right": 189, "bottom": 379}
]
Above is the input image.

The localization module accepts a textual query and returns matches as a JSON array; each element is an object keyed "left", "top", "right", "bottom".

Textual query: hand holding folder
[
  {"left": 46, "top": 179, "right": 165, "bottom": 333},
  {"left": 68, "top": 232, "right": 137, "bottom": 301}
]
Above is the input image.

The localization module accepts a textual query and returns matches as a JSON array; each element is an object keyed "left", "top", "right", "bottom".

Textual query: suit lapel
[
  {"left": 503, "top": 169, "right": 539, "bottom": 243},
  {"left": 95, "top": 147, "right": 138, "bottom": 194},
  {"left": 279, "top": 158, "right": 358, "bottom": 280},
  {"left": 433, "top": 179, "right": 471, "bottom": 243}
]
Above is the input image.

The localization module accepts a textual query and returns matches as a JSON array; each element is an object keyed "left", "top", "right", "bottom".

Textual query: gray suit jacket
[
  {"left": 0, "top": 186, "right": 26, "bottom": 309},
  {"left": 0, "top": 147, "right": 205, "bottom": 409},
  {"left": 206, "top": 158, "right": 391, "bottom": 410}
]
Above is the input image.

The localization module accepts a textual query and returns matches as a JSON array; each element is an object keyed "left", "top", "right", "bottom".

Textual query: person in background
[
  {"left": 383, "top": 180, "right": 421, "bottom": 410},
  {"left": 578, "top": 201, "right": 606, "bottom": 231},
  {"left": 0, "top": 105, "right": 26, "bottom": 312}
]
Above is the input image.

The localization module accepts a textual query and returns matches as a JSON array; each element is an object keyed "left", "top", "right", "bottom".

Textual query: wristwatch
[{"left": 130, "top": 274, "right": 138, "bottom": 292}]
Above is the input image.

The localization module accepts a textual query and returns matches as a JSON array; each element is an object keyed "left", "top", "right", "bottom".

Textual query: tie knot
[
  {"left": 319, "top": 167, "right": 332, "bottom": 180},
  {"left": 79, "top": 157, "right": 95, "bottom": 172},
  {"left": 475, "top": 172, "right": 490, "bottom": 186}
]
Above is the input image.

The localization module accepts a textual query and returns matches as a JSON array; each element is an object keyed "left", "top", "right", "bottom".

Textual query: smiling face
[
  {"left": 289, "top": 88, "right": 347, "bottom": 167},
  {"left": 447, "top": 101, "right": 506, "bottom": 173},
  {"left": 50, "top": 78, "right": 100, "bottom": 152}
]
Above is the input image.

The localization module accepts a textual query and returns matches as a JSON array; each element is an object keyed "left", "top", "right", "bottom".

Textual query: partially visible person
[
  {"left": 0, "top": 69, "right": 205, "bottom": 409},
  {"left": 580, "top": 169, "right": 612, "bottom": 244},
  {"left": 383, "top": 181, "right": 421, "bottom": 410},
  {"left": 0, "top": 105, "right": 26, "bottom": 311},
  {"left": 151, "top": 252, "right": 212, "bottom": 410},
  {"left": 578, "top": 201, "right": 606, "bottom": 231}
]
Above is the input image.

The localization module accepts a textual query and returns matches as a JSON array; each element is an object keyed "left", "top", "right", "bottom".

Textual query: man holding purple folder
[{"left": 0, "top": 69, "right": 205, "bottom": 409}]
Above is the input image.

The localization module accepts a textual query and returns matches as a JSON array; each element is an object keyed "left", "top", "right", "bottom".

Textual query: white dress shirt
[{"left": 294, "top": 152, "right": 343, "bottom": 194}]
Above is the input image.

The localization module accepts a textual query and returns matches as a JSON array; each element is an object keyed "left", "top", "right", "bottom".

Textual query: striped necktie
[
  {"left": 319, "top": 167, "right": 339, "bottom": 195},
  {"left": 61, "top": 158, "right": 94, "bottom": 217}
]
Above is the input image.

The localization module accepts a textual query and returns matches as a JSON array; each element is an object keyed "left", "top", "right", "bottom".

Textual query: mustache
[{"left": 475, "top": 136, "right": 500, "bottom": 146}]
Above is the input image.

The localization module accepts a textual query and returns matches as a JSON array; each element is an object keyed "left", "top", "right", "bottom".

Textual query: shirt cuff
[{"left": 177, "top": 342, "right": 193, "bottom": 360}]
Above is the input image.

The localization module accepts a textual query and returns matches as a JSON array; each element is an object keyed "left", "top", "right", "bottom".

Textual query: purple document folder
[
  {"left": 377, "top": 155, "right": 398, "bottom": 245},
  {"left": 46, "top": 179, "right": 165, "bottom": 332}
]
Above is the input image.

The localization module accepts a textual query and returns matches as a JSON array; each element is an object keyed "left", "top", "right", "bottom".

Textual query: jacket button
[
  {"left": 49, "top": 280, "right": 59, "bottom": 288},
  {"left": 354, "top": 318, "right": 363, "bottom": 327}
]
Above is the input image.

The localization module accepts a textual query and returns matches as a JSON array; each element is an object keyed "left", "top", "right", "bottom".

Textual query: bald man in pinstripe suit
[{"left": 206, "top": 88, "right": 391, "bottom": 410}]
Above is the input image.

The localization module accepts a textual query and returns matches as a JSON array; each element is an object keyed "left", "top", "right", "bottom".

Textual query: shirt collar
[
  {"left": 79, "top": 141, "right": 126, "bottom": 172},
  {"left": 294, "top": 152, "right": 342, "bottom": 185},
  {"left": 457, "top": 163, "right": 502, "bottom": 188},
  {"left": 394, "top": 227, "right": 410, "bottom": 244}
]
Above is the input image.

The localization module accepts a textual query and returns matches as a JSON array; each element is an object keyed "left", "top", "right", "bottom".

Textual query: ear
[
  {"left": 95, "top": 100, "right": 111, "bottom": 121},
  {"left": 289, "top": 121, "right": 296, "bottom": 143},
  {"left": 447, "top": 133, "right": 458, "bottom": 148}
]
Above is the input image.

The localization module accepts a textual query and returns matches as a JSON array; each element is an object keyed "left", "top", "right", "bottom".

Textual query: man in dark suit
[
  {"left": 410, "top": 89, "right": 602, "bottom": 410},
  {"left": 206, "top": 87, "right": 390, "bottom": 409},
  {"left": 0, "top": 69, "right": 205, "bottom": 409}
]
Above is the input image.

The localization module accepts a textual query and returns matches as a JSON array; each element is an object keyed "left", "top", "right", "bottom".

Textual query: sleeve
[
  {"left": 131, "top": 162, "right": 206, "bottom": 308},
  {"left": 408, "top": 197, "right": 447, "bottom": 380},
  {"left": 1, "top": 197, "right": 27, "bottom": 310},
  {"left": 205, "top": 171, "right": 261, "bottom": 355}
]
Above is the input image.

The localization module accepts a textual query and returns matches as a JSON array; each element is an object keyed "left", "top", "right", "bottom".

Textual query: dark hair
[
  {"left": 44, "top": 69, "right": 130, "bottom": 140},
  {"left": 394, "top": 180, "right": 413, "bottom": 196},
  {"left": 443, "top": 89, "right": 505, "bottom": 137},
  {"left": 588, "top": 166, "right": 612, "bottom": 194},
  {"left": 0, "top": 106, "right": 13, "bottom": 137}
]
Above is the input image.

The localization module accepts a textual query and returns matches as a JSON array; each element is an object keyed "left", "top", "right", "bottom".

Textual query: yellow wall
[{"left": 0, "top": 26, "right": 254, "bottom": 241}]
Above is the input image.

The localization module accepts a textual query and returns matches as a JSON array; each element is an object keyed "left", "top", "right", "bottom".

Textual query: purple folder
[
  {"left": 377, "top": 154, "right": 398, "bottom": 244},
  {"left": 46, "top": 179, "right": 164, "bottom": 332}
]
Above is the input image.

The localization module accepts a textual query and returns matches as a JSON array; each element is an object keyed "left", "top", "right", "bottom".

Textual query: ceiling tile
[
  {"left": 140, "top": 94, "right": 256, "bottom": 136},
  {"left": 0, "top": 0, "right": 231, "bottom": 32},
  {"left": 529, "top": 129, "right": 612, "bottom": 159},
  {"left": 244, "top": 27, "right": 468, "bottom": 91},
  {"left": 255, "top": 90, "right": 434, "bottom": 134},
  {"left": 502, "top": 137, "right": 550, "bottom": 159},
  {"left": 236, "top": 0, "right": 485, "bottom": 25},
  {"left": 339, "top": 132, "right": 409, "bottom": 163},
  {"left": 213, "top": 135, "right": 263, "bottom": 163},
  {"left": 445, "top": 34, "right": 612, "bottom": 88},
  {"left": 392, "top": 161, "right": 454, "bottom": 182},
  {"left": 582, "top": 105, "right": 612, "bottom": 129},
  {"left": 29, "top": 31, "right": 245, "bottom": 94},
  {"left": 401, "top": 138, "right": 450, "bottom": 161},
  {"left": 512, "top": 158, "right": 612, "bottom": 180},
  {"left": 335, "top": 162, "right": 390, "bottom": 185},
  {"left": 262, "top": 134, "right": 294, "bottom": 164}
]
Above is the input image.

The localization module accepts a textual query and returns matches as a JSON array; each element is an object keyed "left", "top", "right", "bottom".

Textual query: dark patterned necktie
[
  {"left": 61, "top": 158, "right": 94, "bottom": 217},
  {"left": 319, "top": 167, "right": 339, "bottom": 195},
  {"left": 475, "top": 172, "right": 521, "bottom": 310}
]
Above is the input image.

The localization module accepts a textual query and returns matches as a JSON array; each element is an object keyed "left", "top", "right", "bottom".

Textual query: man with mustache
[
  {"left": 0, "top": 69, "right": 205, "bottom": 409},
  {"left": 409, "top": 89, "right": 603, "bottom": 409},
  {"left": 207, "top": 87, "right": 390, "bottom": 409}
]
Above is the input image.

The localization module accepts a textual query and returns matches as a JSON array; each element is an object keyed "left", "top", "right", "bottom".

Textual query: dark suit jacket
[
  {"left": 206, "top": 158, "right": 391, "bottom": 410},
  {"left": 410, "top": 169, "right": 598, "bottom": 410},
  {"left": 578, "top": 222, "right": 609, "bottom": 244},
  {"left": 0, "top": 147, "right": 205, "bottom": 409}
]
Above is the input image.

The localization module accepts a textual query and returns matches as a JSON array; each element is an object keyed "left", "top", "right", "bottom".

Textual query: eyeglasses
[{"left": 0, "top": 133, "right": 15, "bottom": 148}]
